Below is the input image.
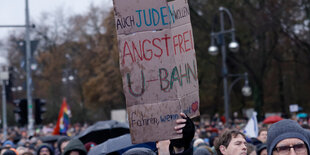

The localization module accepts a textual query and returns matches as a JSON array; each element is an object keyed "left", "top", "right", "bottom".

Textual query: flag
[
  {"left": 243, "top": 112, "right": 258, "bottom": 138},
  {"left": 53, "top": 98, "right": 71, "bottom": 135}
]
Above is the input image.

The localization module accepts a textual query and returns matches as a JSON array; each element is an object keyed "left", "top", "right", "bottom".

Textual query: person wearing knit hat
[
  {"left": 123, "top": 147, "right": 156, "bottom": 155},
  {"left": 266, "top": 119, "right": 310, "bottom": 155},
  {"left": 56, "top": 136, "right": 71, "bottom": 155},
  {"left": 62, "top": 138, "right": 87, "bottom": 155},
  {"left": 36, "top": 143, "right": 54, "bottom": 155},
  {"left": 256, "top": 143, "right": 267, "bottom": 155},
  {"left": 3, "top": 140, "right": 15, "bottom": 148},
  {"left": 2, "top": 150, "right": 17, "bottom": 155}
]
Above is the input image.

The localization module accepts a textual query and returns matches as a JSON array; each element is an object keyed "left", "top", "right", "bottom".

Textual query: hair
[
  {"left": 258, "top": 128, "right": 268, "bottom": 136},
  {"left": 247, "top": 143, "right": 256, "bottom": 155},
  {"left": 214, "top": 129, "right": 246, "bottom": 155}
]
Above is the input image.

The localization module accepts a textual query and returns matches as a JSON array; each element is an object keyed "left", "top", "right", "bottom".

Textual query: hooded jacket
[
  {"left": 36, "top": 143, "right": 54, "bottom": 155},
  {"left": 266, "top": 119, "right": 310, "bottom": 155},
  {"left": 57, "top": 136, "right": 71, "bottom": 154},
  {"left": 62, "top": 139, "right": 87, "bottom": 155}
]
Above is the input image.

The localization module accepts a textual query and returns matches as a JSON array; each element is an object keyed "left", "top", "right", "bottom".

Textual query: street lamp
[
  {"left": 208, "top": 6, "right": 249, "bottom": 124},
  {"left": 228, "top": 73, "right": 252, "bottom": 96},
  {"left": 62, "top": 75, "right": 74, "bottom": 83}
]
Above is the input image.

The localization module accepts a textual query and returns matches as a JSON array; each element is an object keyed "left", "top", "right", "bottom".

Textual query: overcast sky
[{"left": 0, "top": 0, "right": 113, "bottom": 41}]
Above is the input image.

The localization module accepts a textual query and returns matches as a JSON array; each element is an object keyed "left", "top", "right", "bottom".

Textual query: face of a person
[
  {"left": 272, "top": 138, "right": 308, "bottom": 155},
  {"left": 39, "top": 148, "right": 50, "bottom": 155},
  {"left": 61, "top": 141, "right": 70, "bottom": 153},
  {"left": 258, "top": 131, "right": 268, "bottom": 143},
  {"left": 220, "top": 134, "right": 247, "bottom": 155},
  {"left": 69, "top": 151, "right": 80, "bottom": 155},
  {"left": 156, "top": 140, "right": 170, "bottom": 155},
  {"left": 260, "top": 149, "right": 267, "bottom": 155}
]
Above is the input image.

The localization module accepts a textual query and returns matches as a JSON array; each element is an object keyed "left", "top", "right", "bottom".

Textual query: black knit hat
[
  {"left": 266, "top": 119, "right": 310, "bottom": 155},
  {"left": 256, "top": 143, "right": 267, "bottom": 155}
]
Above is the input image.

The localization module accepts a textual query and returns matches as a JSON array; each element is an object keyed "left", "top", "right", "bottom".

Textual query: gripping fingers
[
  {"left": 176, "top": 118, "right": 186, "bottom": 124},
  {"left": 175, "top": 123, "right": 186, "bottom": 130},
  {"left": 179, "top": 112, "right": 186, "bottom": 119},
  {"left": 176, "top": 129, "right": 183, "bottom": 134}
]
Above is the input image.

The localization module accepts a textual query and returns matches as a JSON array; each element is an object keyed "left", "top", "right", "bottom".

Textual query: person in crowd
[
  {"left": 193, "top": 147, "right": 212, "bottom": 155},
  {"left": 256, "top": 144, "right": 267, "bottom": 155},
  {"left": 123, "top": 147, "right": 156, "bottom": 155},
  {"left": 247, "top": 143, "right": 257, "bottom": 155},
  {"left": 17, "top": 131, "right": 28, "bottom": 146},
  {"left": 193, "top": 139, "right": 213, "bottom": 155},
  {"left": 62, "top": 138, "right": 87, "bottom": 155},
  {"left": 301, "top": 124, "right": 310, "bottom": 129},
  {"left": 156, "top": 140, "right": 170, "bottom": 155},
  {"left": 84, "top": 141, "right": 96, "bottom": 152},
  {"left": 193, "top": 138, "right": 205, "bottom": 150},
  {"left": 16, "top": 146, "right": 28, "bottom": 155},
  {"left": 2, "top": 140, "right": 15, "bottom": 148},
  {"left": 25, "top": 145, "right": 36, "bottom": 155},
  {"left": 36, "top": 143, "right": 54, "bottom": 155},
  {"left": 214, "top": 129, "right": 247, "bottom": 155},
  {"left": 251, "top": 128, "right": 268, "bottom": 146},
  {"left": 0, "top": 147, "right": 18, "bottom": 155},
  {"left": 267, "top": 119, "right": 310, "bottom": 155},
  {"left": 56, "top": 136, "right": 71, "bottom": 155},
  {"left": 22, "top": 152, "right": 34, "bottom": 155},
  {"left": 2, "top": 150, "right": 17, "bottom": 155},
  {"left": 257, "top": 128, "right": 268, "bottom": 143}
]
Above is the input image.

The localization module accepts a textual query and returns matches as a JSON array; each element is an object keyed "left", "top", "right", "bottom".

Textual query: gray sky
[{"left": 0, "top": 0, "right": 113, "bottom": 41}]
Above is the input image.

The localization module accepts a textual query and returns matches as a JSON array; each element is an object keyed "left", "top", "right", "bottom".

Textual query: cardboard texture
[
  {"left": 113, "top": 0, "right": 191, "bottom": 35},
  {"left": 113, "top": 0, "right": 169, "bottom": 35},
  {"left": 114, "top": 0, "right": 199, "bottom": 144}
]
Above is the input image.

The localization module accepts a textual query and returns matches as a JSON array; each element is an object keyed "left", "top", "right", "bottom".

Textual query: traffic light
[
  {"left": 14, "top": 99, "right": 28, "bottom": 126},
  {"left": 34, "top": 98, "right": 46, "bottom": 125},
  {"left": 5, "top": 67, "right": 13, "bottom": 103}
]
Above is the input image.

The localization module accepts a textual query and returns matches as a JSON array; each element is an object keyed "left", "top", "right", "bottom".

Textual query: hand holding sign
[
  {"left": 174, "top": 113, "right": 187, "bottom": 134},
  {"left": 170, "top": 112, "right": 195, "bottom": 153}
]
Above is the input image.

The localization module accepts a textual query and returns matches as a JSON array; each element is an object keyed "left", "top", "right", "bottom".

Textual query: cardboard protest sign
[{"left": 113, "top": 0, "right": 199, "bottom": 144}]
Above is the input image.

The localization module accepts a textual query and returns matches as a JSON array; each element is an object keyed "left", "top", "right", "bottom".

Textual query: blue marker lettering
[
  {"left": 152, "top": 8, "right": 160, "bottom": 26},
  {"left": 168, "top": 5, "right": 175, "bottom": 24},
  {"left": 160, "top": 6, "right": 168, "bottom": 25},
  {"left": 143, "top": 9, "right": 152, "bottom": 26},
  {"left": 136, "top": 10, "right": 142, "bottom": 27}
]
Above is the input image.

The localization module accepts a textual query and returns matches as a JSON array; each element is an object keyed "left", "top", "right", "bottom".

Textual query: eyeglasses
[{"left": 274, "top": 143, "right": 307, "bottom": 155}]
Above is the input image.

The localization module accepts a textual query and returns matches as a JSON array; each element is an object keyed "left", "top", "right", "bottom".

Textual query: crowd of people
[
  {"left": 0, "top": 113, "right": 309, "bottom": 155},
  {"left": 0, "top": 123, "right": 90, "bottom": 155}
]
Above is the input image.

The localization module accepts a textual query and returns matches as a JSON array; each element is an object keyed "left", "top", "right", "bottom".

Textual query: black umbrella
[
  {"left": 40, "top": 135, "right": 64, "bottom": 143},
  {"left": 88, "top": 134, "right": 156, "bottom": 155},
  {"left": 76, "top": 120, "right": 130, "bottom": 144}
]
